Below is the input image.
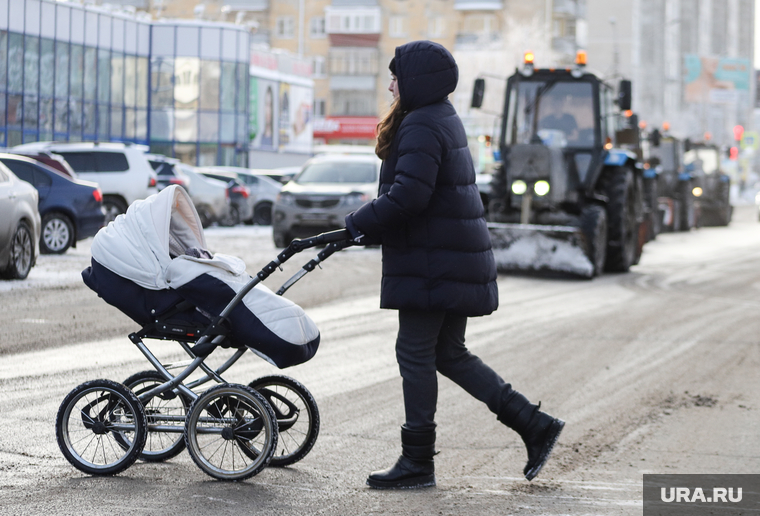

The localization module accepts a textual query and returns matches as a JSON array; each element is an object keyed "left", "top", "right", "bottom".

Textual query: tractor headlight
[
  {"left": 692, "top": 187, "right": 703, "bottom": 197},
  {"left": 511, "top": 180, "right": 527, "bottom": 195},
  {"left": 534, "top": 180, "right": 550, "bottom": 196}
]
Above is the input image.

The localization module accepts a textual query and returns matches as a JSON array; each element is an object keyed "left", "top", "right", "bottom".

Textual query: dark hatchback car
[{"left": 0, "top": 154, "right": 105, "bottom": 254}]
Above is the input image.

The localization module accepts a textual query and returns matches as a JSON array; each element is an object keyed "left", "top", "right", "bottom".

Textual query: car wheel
[
  {"left": 40, "top": 212, "right": 74, "bottom": 254},
  {"left": 196, "top": 206, "right": 212, "bottom": 228},
  {"left": 220, "top": 204, "right": 241, "bottom": 227},
  {"left": 102, "top": 196, "right": 128, "bottom": 224},
  {"left": 253, "top": 202, "right": 273, "bottom": 226},
  {"left": 273, "top": 231, "right": 291, "bottom": 248},
  {"left": 2, "top": 221, "right": 35, "bottom": 280}
]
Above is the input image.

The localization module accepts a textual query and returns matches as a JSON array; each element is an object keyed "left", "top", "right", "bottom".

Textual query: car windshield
[{"left": 296, "top": 162, "right": 377, "bottom": 184}]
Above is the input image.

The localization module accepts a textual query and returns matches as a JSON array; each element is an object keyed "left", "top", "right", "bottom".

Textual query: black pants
[{"left": 395, "top": 310, "right": 513, "bottom": 431}]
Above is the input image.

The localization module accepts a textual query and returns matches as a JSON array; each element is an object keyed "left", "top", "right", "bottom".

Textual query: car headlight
[
  {"left": 534, "top": 180, "right": 550, "bottom": 196},
  {"left": 692, "top": 187, "right": 703, "bottom": 197},
  {"left": 511, "top": 180, "right": 527, "bottom": 195},
  {"left": 276, "top": 192, "right": 295, "bottom": 205},
  {"left": 344, "top": 192, "right": 371, "bottom": 205}
]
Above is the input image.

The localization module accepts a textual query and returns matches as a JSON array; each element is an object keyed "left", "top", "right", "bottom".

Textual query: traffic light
[
  {"left": 733, "top": 125, "right": 744, "bottom": 141},
  {"left": 729, "top": 146, "right": 739, "bottom": 160}
]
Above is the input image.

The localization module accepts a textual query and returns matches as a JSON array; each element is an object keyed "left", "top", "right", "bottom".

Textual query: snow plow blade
[{"left": 487, "top": 223, "right": 594, "bottom": 278}]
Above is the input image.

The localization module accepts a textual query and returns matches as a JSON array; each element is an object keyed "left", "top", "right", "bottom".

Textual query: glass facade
[
  {"left": 0, "top": 0, "right": 250, "bottom": 166},
  {"left": 149, "top": 23, "right": 250, "bottom": 166}
]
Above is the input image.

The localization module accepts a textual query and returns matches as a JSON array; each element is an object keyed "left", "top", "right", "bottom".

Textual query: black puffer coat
[{"left": 346, "top": 40, "right": 498, "bottom": 317}]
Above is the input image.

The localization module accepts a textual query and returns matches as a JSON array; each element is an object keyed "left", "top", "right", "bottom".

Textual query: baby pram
[{"left": 55, "top": 185, "right": 352, "bottom": 481}]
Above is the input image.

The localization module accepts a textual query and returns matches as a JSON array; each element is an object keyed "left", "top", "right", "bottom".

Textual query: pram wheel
[
  {"left": 123, "top": 370, "right": 190, "bottom": 462},
  {"left": 249, "top": 375, "right": 320, "bottom": 467},
  {"left": 184, "top": 383, "right": 277, "bottom": 481},
  {"left": 55, "top": 379, "right": 148, "bottom": 476}
]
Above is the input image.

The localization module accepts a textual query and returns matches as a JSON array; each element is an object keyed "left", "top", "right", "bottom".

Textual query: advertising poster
[
  {"left": 278, "top": 82, "right": 291, "bottom": 149},
  {"left": 249, "top": 76, "right": 258, "bottom": 142},
  {"left": 684, "top": 55, "right": 751, "bottom": 104},
  {"left": 281, "top": 84, "right": 313, "bottom": 154},
  {"left": 251, "top": 78, "right": 278, "bottom": 151}
]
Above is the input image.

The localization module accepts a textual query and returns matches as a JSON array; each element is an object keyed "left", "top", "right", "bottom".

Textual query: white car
[
  {"left": 272, "top": 154, "right": 381, "bottom": 247},
  {"left": 177, "top": 164, "right": 232, "bottom": 228},
  {"left": 13, "top": 142, "right": 157, "bottom": 223},
  {"left": 202, "top": 166, "right": 282, "bottom": 225},
  {"left": 0, "top": 162, "right": 41, "bottom": 279}
]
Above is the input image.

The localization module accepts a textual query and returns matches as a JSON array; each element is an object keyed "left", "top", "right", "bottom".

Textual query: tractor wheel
[
  {"left": 678, "top": 180, "right": 695, "bottom": 231},
  {"left": 603, "top": 167, "right": 639, "bottom": 273},
  {"left": 580, "top": 205, "right": 607, "bottom": 277}
]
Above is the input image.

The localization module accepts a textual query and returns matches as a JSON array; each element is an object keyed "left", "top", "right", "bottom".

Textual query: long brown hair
[{"left": 375, "top": 98, "right": 406, "bottom": 160}]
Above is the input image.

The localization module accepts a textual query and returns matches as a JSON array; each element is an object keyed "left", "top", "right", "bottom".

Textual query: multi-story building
[
  {"left": 0, "top": 0, "right": 250, "bottom": 166},
  {"left": 585, "top": 0, "right": 755, "bottom": 146},
  {"left": 120, "top": 1, "right": 586, "bottom": 148}
]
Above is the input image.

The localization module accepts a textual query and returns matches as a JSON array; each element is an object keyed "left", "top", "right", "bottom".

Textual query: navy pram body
[{"left": 82, "top": 185, "right": 320, "bottom": 368}]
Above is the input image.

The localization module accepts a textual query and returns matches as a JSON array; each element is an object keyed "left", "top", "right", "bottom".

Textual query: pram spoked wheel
[
  {"left": 184, "top": 383, "right": 278, "bottom": 481},
  {"left": 123, "top": 370, "right": 190, "bottom": 462},
  {"left": 249, "top": 375, "right": 319, "bottom": 467},
  {"left": 55, "top": 379, "right": 148, "bottom": 476}
]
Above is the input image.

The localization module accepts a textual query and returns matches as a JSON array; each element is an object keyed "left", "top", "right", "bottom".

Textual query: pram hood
[
  {"left": 87, "top": 185, "right": 320, "bottom": 368},
  {"left": 92, "top": 185, "right": 206, "bottom": 290}
]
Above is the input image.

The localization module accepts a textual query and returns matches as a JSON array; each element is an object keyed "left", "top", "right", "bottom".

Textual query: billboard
[
  {"left": 281, "top": 84, "right": 313, "bottom": 154},
  {"left": 684, "top": 55, "right": 751, "bottom": 104},
  {"left": 250, "top": 77, "right": 279, "bottom": 151}
]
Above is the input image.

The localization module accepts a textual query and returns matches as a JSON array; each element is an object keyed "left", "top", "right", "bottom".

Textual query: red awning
[{"left": 313, "top": 117, "right": 378, "bottom": 140}]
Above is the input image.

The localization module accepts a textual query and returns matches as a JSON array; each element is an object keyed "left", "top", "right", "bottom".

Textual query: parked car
[
  {"left": 176, "top": 164, "right": 231, "bottom": 228},
  {"left": 197, "top": 169, "right": 254, "bottom": 226},
  {"left": 0, "top": 154, "right": 104, "bottom": 254},
  {"left": 12, "top": 142, "right": 157, "bottom": 223},
  {"left": 257, "top": 166, "right": 300, "bottom": 185},
  {"left": 272, "top": 153, "right": 381, "bottom": 247},
  {"left": 147, "top": 154, "right": 191, "bottom": 192},
  {"left": 0, "top": 162, "right": 40, "bottom": 279},
  {"left": 4, "top": 149, "right": 78, "bottom": 178},
  {"left": 203, "top": 166, "right": 282, "bottom": 225}
]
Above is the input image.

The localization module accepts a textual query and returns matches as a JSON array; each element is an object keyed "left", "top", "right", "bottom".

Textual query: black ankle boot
[
  {"left": 498, "top": 391, "right": 564, "bottom": 481},
  {"left": 367, "top": 426, "right": 436, "bottom": 489}
]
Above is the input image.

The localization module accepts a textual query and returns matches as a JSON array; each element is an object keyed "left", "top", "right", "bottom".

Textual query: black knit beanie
[{"left": 389, "top": 57, "right": 396, "bottom": 76}]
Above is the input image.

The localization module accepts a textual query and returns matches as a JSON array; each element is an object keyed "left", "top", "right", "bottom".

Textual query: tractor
[
  {"left": 684, "top": 140, "right": 732, "bottom": 227},
  {"left": 471, "top": 51, "right": 647, "bottom": 277}
]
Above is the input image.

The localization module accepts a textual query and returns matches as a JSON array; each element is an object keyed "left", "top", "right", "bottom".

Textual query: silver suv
[
  {"left": 13, "top": 142, "right": 157, "bottom": 223},
  {"left": 272, "top": 153, "right": 380, "bottom": 247}
]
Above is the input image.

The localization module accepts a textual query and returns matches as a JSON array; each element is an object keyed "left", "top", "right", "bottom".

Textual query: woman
[{"left": 345, "top": 40, "right": 564, "bottom": 490}]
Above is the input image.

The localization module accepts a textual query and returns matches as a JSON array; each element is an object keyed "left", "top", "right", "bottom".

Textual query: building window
[
  {"left": 462, "top": 14, "right": 497, "bottom": 35},
  {"left": 310, "top": 16, "right": 326, "bottom": 38},
  {"left": 331, "top": 90, "right": 376, "bottom": 116},
  {"left": 314, "top": 98, "right": 326, "bottom": 118},
  {"left": 312, "top": 56, "right": 326, "bottom": 77},
  {"left": 329, "top": 48, "right": 379, "bottom": 76},
  {"left": 276, "top": 16, "right": 295, "bottom": 39},
  {"left": 428, "top": 17, "right": 445, "bottom": 38},
  {"left": 388, "top": 16, "right": 408, "bottom": 38},
  {"left": 553, "top": 16, "right": 576, "bottom": 39}
]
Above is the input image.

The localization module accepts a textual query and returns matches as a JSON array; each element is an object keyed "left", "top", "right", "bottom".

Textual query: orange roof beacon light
[
  {"left": 575, "top": 50, "right": 587, "bottom": 66},
  {"left": 662, "top": 121, "right": 670, "bottom": 132},
  {"left": 571, "top": 50, "right": 587, "bottom": 78},
  {"left": 521, "top": 51, "right": 535, "bottom": 76}
]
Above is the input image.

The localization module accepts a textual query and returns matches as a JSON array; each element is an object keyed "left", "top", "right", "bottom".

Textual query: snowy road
[{"left": 0, "top": 207, "right": 759, "bottom": 515}]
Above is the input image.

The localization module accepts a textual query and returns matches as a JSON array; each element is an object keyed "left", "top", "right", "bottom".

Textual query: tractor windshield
[
  {"left": 505, "top": 80, "right": 596, "bottom": 148},
  {"left": 684, "top": 148, "right": 719, "bottom": 175}
]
